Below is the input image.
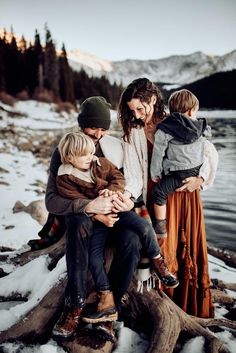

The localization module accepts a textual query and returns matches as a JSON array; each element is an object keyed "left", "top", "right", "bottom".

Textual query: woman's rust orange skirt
[{"left": 160, "top": 191, "right": 214, "bottom": 318}]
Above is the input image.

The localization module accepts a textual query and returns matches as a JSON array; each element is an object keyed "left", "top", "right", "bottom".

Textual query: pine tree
[
  {"left": 4, "top": 29, "right": 24, "bottom": 95},
  {"left": 59, "top": 43, "right": 74, "bottom": 102},
  {"left": 73, "top": 69, "right": 91, "bottom": 102},
  {"left": 25, "top": 29, "right": 44, "bottom": 96},
  {"left": 44, "top": 24, "right": 59, "bottom": 97},
  {"left": 34, "top": 30, "right": 43, "bottom": 92},
  {"left": 0, "top": 36, "right": 6, "bottom": 91}
]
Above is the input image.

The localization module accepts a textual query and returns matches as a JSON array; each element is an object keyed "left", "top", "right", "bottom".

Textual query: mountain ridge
[
  {"left": 67, "top": 49, "right": 236, "bottom": 87},
  {"left": 1, "top": 28, "right": 235, "bottom": 92}
]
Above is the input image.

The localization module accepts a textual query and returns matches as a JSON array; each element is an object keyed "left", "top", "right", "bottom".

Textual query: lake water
[{"left": 201, "top": 113, "right": 236, "bottom": 252}]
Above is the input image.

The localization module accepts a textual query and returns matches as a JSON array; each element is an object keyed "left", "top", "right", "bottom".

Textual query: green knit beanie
[{"left": 77, "top": 96, "right": 111, "bottom": 130}]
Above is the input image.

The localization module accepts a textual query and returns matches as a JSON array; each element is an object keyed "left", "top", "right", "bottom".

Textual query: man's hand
[
  {"left": 176, "top": 176, "right": 204, "bottom": 192},
  {"left": 111, "top": 191, "right": 134, "bottom": 213},
  {"left": 85, "top": 195, "right": 115, "bottom": 215},
  {"left": 93, "top": 213, "right": 119, "bottom": 227},
  {"left": 99, "top": 189, "right": 115, "bottom": 197}
]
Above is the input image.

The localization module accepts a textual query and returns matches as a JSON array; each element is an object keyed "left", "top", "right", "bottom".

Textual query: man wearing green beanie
[
  {"left": 43, "top": 96, "right": 140, "bottom": 341},
  {"left": 77, "top": 96, "right": 123, "bottom": 170},
  {"left": 78, "top": 96, "right": 111, "bottom": 130}
]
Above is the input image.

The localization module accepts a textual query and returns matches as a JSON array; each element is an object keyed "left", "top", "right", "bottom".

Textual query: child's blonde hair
[
  {"left": 168, "top": 89, "right": 199, "bottom": 114},
  {"left": 58, "top": 132, "right": 95, "bottom": 164}
]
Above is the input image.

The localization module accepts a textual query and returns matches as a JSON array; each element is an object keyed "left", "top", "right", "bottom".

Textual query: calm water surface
[{"left": 201, "top": 117, "right": 236, "bottom": 252}]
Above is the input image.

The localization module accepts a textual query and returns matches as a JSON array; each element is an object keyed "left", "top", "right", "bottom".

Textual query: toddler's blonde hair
[
  {"left": 58, "top": 132, "right": 95, "bottom": 164},
  {"left": 168, "top": 89, "right": 199, "bottom": 114}
]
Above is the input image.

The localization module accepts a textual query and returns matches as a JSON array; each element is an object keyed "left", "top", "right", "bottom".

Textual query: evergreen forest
[{"left": 0, "top": 26, "right": 123, "bottom": 108}]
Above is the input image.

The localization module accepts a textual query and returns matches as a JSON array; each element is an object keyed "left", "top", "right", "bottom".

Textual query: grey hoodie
[{"left": 150, "top": 113, "right": 207, "bottom": 180}]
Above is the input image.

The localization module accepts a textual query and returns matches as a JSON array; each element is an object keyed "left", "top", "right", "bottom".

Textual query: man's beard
[{"left": 87, "top": 134, "right": 99, "bottom": 144}]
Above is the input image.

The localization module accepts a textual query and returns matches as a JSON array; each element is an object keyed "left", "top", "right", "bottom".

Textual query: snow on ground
[
  {"left": 0, "top": 257, "right": 66, "bottom": 331},
  {"left": 0, "top": 150, "right": 48, "bottom": 250},
  {"left": 1, "top": 100, "right": 78, "bottom": 130},
  {"left": 0, "top": 100, "right": 236, "bottom": 353},
  {"left": 209, "top": 255, "right": 236, "bottom": 299}
]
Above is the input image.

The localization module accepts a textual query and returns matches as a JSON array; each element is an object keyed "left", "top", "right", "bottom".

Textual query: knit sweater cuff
[{"left": 73, "top": 199, "right": 91, "bottom": 214}]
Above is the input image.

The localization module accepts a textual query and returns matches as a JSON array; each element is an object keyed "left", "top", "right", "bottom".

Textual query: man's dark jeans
[
  {"left": 64, "top": 213, "right": 141, "bottom": 308},
  {"left": 64, "top": 214, "right": 92, "bottom": 308},
  {"left": 89, "top": 211, "right": 160, "bottom": 296}
]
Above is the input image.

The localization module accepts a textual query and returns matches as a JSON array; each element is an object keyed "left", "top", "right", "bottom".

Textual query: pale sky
[{"left": 0, "top": 0, "right": 235, "bottom": 61}]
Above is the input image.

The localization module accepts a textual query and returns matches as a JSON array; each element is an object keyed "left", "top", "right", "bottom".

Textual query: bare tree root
[
  {"left": 0, "top": 279, "right": 66, "bottom": 344},
  {"left": 208, "top": 246, "right": 236, "bottom": 269},
  {"left": 211, "top": 288, "right": 235, "bottom": 305},
  {"left": 0, "top": 235, "right": 65, "bottom": 273},
  {"left": 121, "top": 282, "right": 232, "bottom": 353}
]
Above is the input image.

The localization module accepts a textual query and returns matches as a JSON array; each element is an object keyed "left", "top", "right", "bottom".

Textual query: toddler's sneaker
[{"left": 151, "top": 255, "right": 179, "bottom": 288}]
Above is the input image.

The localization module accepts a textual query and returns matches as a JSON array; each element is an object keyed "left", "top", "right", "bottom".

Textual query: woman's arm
[
  {"left": 198, "top": 140, "right": 218, "bottom": 190},
  {"left": 123, "top": 129, "right": 146, "bottom": 200},
  {"left": 176, "top": 140, "right": 218, "bottom": 192},
  {"left": 176, "top": 175, "right": 204, "bottom": 192}
]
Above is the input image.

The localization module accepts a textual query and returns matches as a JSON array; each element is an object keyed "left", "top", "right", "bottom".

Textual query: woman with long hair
[{"left": 118, "top": 78, "right": 218, "bottom": 318}]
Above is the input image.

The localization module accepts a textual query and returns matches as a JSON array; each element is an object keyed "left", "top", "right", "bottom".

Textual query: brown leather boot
[
  {"left": 152, "top": 255, "right": 179, "bottom": 288},
  {"left": 82, "top": 290, "right": 118, "bottom": 323},
  {"left": 52, "top": 306, "right": 83, "bottom": 340}
]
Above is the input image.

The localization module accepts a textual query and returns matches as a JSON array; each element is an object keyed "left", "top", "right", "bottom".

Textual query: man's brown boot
[
  {"left": 152, "top": 255, "right": 179, "bottom": 288},
  {"left": 82, "top": 290, "right": 118, "bottom": 323},
  {"left": 52, "top": 306, "right": 83, "bottom": 340}
]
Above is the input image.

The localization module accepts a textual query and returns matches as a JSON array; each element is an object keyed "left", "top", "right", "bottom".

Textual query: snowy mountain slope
[
  {"left": 68, "top": 49, "right": 236, "bottom": 87},
  {"left": 67, "top": 49, "right": 113, "bottom": 76}
]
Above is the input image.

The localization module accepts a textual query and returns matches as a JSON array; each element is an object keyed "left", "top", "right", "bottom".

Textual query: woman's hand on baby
[
  {"left": 111, "top": 191, "right": 134, "bottom": 213},
  {"left": 176, "top": 176, "right": 203, "bottom": 192},
  {"left": 93, "top": 213, "right": 119, "bottom": 227}
]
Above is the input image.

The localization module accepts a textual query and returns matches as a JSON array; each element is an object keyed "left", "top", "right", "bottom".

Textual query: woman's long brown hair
[{"left": 118, "top": 78, "right": 165, "bottom": 142}]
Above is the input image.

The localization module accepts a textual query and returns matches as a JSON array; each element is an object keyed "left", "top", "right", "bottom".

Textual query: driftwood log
[
  {"left": 0, "top": 237, "right": 235, "bottom": 353},
  {"left": 208, "top": 245, "right": 236, "bottom": 269}
]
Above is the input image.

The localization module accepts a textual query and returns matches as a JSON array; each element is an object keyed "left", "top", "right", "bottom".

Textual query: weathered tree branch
[
  {"left": 208, "top": 245, "right": 236, "bottom": 269},
  {"left": 122, "top": 284, "right": 232, "bottom": 353},
  {"left": 0, "top": 279, "right": 66, "bottom": 344},
  {"left": 193, "top": 316, "right": 236, "bottom": 331},
  {"left": 0, "top": 235, "right": 65, "bottom": 273},
  {"left": 213, "top": 279, "right": 236, "bottom": 292},
  {"left": 211, "top": 288, "right": 235, "bottom": 305}
]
